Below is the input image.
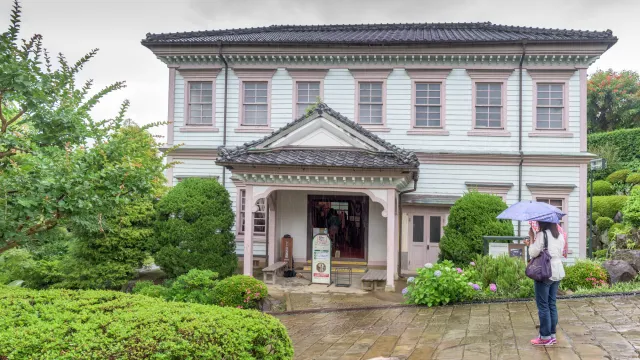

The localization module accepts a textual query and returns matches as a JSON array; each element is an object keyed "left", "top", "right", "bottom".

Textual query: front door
[{"left": 409, "top": 212, "right": 446, "bottom": 270}]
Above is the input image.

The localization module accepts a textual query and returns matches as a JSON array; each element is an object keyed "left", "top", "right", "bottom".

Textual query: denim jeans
[{"left": 534, "top": 280, "right": 560, "bottom": 339}]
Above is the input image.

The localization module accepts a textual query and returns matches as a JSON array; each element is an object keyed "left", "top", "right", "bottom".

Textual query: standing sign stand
[{"left": 311, "top": 234, "right": 332, "bottom": 286}]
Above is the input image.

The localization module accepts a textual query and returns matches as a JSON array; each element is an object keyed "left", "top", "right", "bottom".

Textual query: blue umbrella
[{"left": 497, "top": 201, "right": 566, "bottom": 224}]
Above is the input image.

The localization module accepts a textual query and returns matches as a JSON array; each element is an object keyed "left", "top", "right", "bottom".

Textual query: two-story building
[{"left": 142, "top": 22, "right": 616, "bottom": 290}]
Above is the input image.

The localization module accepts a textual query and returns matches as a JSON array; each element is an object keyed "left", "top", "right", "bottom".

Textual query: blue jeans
[{"left": 534, "top": 280, "right": 560, "bottom": 339}]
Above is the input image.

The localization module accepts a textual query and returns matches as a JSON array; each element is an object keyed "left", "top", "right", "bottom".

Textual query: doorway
[{"left": 408, "top": 210, "right": 447, "bottom": 270}]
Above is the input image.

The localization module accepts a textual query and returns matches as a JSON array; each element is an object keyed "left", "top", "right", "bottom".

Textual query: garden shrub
[
  {"left": 589, "top": 128, "right": 640, "bottom": 163},
  {"left": 606, "top": 169, "right": 632, "bottom": 184},
  {"left": 627, "top": 173, "right": 640, "bottom": 185},
  {"left": 0, "top": 249, "right": 64, "bottom": 289},
  {"left": 131, "top": 280, "right": 169, "bottom": 299},
  {"left": 594, "top": 249, "right": 609, "bottom": 260},
  {"left": 591, "top": 212, "right": 602, "bottom": 222},
  {"left": 623, "top": 187, "right": 640, "bottom": 228},
  {"left": 153, "top": 178, "right": 237, "bottom": 278},
  {"left": 0, "top": 287, "right": 292, "bottom": 359},
  {"left": 590, "top": 180, "right": 615, "bottom": 196},
  {"left": 609, "top": 223, "right": 632, "bottom": 243},
  {"left": 403, "top": 261, "right": 476, "bottom": 306},
  {"left": 596, "top": 217, "right": 614, "bottom": 231},
  {"left": 213, "top": 275, "right": 268, "bottom": 309},
  {"left": 470, "top": 255, "right": 535, "bottom": 299},
  {"left": 588, "top": 195, "right": 628, "bottom": 219},
  {"left": 133, "top": 269, "right": 220, "bottom": 305},
  {"left": 562, "top": 260, "right": 608, "bottom": 291},
  {"left": 440, "top": 192, "right": 513, "bottom": 266}
]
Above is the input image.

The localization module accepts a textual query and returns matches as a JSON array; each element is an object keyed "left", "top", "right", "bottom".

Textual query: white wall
[
  {"left": 276, "top": 191, "right": 309, "bottom": 262},
  {"left": 368, "top": 201, "right": 387, "bottom": 264}
]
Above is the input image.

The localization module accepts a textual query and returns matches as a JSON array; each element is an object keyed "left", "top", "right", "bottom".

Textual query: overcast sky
[{"left": 1, "top": 0, "right": 638, "bottom": 140}]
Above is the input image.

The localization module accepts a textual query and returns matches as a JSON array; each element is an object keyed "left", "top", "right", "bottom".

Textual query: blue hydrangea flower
[
  {"left": 424, "top": 263, "right": 433, "bottom": 269},
  {"left": 434, "top": 270, "right": 442, "bottom": 277},
  {"left": 402, "top": 287, "right": 408, "bottom": 295},
  {"left": 407, "top": 277, "right": 415, "bottom": 283},
  {"left": 472, "top": 283, "right": 481, "bottom": 291}
]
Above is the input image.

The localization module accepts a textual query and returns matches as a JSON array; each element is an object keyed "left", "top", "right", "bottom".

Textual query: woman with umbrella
[{"left": 498, "top": 201, "right": 566, "bottom": 346}]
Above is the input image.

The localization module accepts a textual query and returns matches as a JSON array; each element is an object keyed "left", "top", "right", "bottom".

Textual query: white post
[
  {"left": 386, "top": 189, "right": 396, "bottom": 291},
  {"left": 243, "top": 185, "right": 254, "bottom": 276},
  {"left": 267, "top": 194, "right": 277, "bottom": 266}
]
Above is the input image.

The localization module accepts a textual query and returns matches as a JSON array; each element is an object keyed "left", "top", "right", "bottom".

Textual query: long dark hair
[{"left": 538, "top": 221, "right": 560, "bottom": 238}]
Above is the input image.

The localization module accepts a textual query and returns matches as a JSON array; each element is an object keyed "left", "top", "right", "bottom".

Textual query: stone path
[{"left": 276, "top": 295, "right": 640, "bottom": 359}]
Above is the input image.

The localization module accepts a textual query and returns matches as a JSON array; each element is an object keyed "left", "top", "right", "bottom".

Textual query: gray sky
[{"left": 2, "top": 0, "right": 638, "bottom": 140}]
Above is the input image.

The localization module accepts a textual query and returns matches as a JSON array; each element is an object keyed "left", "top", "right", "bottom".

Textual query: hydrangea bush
[{"left": 403, "top": 261, "right": 477, "bottom": 306}]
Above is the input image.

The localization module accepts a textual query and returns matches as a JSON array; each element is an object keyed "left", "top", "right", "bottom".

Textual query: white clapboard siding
[
  {"left": 235, "top": 241, "right": 267, "bottom": 257},
  {"left": 323, "top": 69, "right": 355, "bottom": 119}
]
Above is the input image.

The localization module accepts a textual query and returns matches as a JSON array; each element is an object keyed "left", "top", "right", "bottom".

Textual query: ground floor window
[
  {"left": 308, "top": 196, "right": 367, "bottom": 259},
  {"left": 239, "top": 189, "right": 266, "bottom": 235}
]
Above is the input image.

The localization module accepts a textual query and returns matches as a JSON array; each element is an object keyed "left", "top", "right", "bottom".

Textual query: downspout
[
  {"left": 517, "top": 42, "right": 526, "bottom": 236},
  {"left": 218, "top": 42, "right": 229, "bottom": 186},
  {"left": 397, "top": 171, "right": 418, "bottom": 278}
]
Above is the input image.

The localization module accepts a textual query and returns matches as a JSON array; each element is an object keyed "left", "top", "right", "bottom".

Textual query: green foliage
[
  {"left": 589, "top": 129, "right": 640, "bottom": 163},
  {"left": 588, "top": 195, "right": 628, "bottom": 219},
  {"left": 607, "top": 169, "right": 632, "bottom": 184},
  {"left": 573, "top": 279, "right": 640, "bottom": 295},
  {"left": 596, "top": 217, "right": 615, "bottom": 231},
  {"left": 562, "top": 260, "right": 608, "bottom": 291},
  {"left": 403, "top": 261, "right": 476, "bottom": 306},
  {"left": 470, "top": 255, "right": 534, "bottom": 298},
  {"left": 609, "top": 223, "right": 632, "bottom": 243},
  {"left": 588, "top": 142, "right": 621, "bottom": 181},
  {"left": 587, "top": 69, "right": 640, "bottom": 132},
  {"left": 623, "top": 187, "right": 640, "bottom": 227},
  {"left": 213, "top": 275, "right": 268, "bottom": 309},
  {"left": 153, "top": 178, "right": 237, "bottom": 279},
  {"left": 594, "top": 249, "right": 609, "bottom": 260},
  {"left": 0, "top": 249, "right": 64, "bottom": 289},
  {"left": 0, "top": 3, "right": 167, "bottom": 253},
  {"left": 591, "top": 212, "right": 602, "bottom": 222},
  {"left": 131, "top": 280, "right": 169, "bottom": 299},
  {"left": 626, "top": 173, "right": 640, "bottom": 185},
  {"left": 0, "top": 286, "right": 293, "bottom": 359},
  {"left": 440, "top": 192, "right": 513, "bottom": 266},
  {"left": 591, "top": 180, "right": 615, "bottom": 196}
]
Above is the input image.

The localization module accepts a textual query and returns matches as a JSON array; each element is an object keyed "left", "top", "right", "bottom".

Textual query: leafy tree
[
  {"left": 0, "top": 1, "right": 167, "bottom": 254},
  {"left": 588, "top": 69, "right": 640, "bottom": 132},
  {"left": 152, "top": 178, "right": 237, "bottom": 279}
]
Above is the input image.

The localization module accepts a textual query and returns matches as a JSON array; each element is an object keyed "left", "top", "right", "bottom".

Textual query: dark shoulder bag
[{"left": 525, "top": 231, "right": 553, "bottom": 282}]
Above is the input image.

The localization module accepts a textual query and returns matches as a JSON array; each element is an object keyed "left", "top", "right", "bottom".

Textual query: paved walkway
[{"left": 276, "top": 295, "right": 640, "bottom": 359}]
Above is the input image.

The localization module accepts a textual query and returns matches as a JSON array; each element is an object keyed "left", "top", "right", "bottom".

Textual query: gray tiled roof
[
  {"left": 143, "top": 22, "right": 616, "bottom": 46},
  {"left": 216, "top": 103, "right": 419, "bottom": 170}
]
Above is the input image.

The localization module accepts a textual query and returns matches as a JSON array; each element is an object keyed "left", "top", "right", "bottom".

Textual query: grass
[{"left": 572, "top": 281, "right": 640, "bottom": 296}]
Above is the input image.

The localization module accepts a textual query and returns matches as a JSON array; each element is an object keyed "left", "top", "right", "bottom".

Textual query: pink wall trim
[
  {"left": 167, "top": 68, "right": 176, "bottom": 145},
  {"left": 467, "top": 70, "right": 512, "bottom": 132},
  {"left": 406, "top": 69, "right": 451, "bottom": 134},
  {"left": 180, "top": 69, "right": 221, "bottom": 128},
  {"left": 417, "top": 152, "right": 593, "bottom": 166},
  {"left": 579, "top": 164, "right": 587, "bottom": 258},
  {"left": 386, "top": 188, "right": 397, "bottom": 289},
  {"left": 467, "top": 130, "right": 511, "bottom": 137},
  {"left": 465, "top": 182, "right": 513, "bottom": 200},
  {"left": 179, "top": 126, "right": 219, "bottom": 132},
  {"left": 350, "top": 69, "right": 392, "bottom": 130},
  {"left": 235, "top": 69, "right": 277, "bottom": 131},
  {"left": 242, "top": 185, "right": 254, "bottom": 276},
  {"left": 529, "top": 70, "right": 575, "bottom": 136},
  {"left": 579, "top": 69, "right": 588, "bottom": 152},
  {"left": 528, "top": 131, "right": 573, "bottom": 138},
  {"left": 288, "top": 69, "right": 328, "bottom": 119}
]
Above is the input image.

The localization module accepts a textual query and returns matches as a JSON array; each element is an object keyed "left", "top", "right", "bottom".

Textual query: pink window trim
[
  {"left": 235, "top": 69, "right": 276, "bottom": 131},
  {"left": 288, "top": 69, "right": 328, "bottom": 119},
  {"left": 181, "top": 69, "right": 221, "bottom": 130},
  {"left": 465, "top": 182, "right": 512, "bottom": 201},
  {"left": 235, "top": 187, "right": 266, "bottom": 239},
  {"left": 350, "top": 69, "right": 391, "bottom": 130},
  {"left": 406, "top": 69, "right": 451, "bottom": 135},
  {"left": 529, "top": 70, "right": 575, "bottom": 137},
  {"left": 467, "top": 70, "right": 511, "bottom": 135},
  {"left": 527, "top": 184, "right": 574, "bottom": 248}
]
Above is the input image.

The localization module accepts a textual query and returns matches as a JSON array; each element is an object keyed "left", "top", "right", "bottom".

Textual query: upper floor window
[
  {"left": 536, "top": 197, "right": 566, "bottom": 230},
  {"left": 536, "top": 84, "right": 564, "bottom": 130},
  {"left": 475, "top": 83, "right": 503, "bottom": 128},
  {"left": 188, "top": 82, "right": 213, "bottom": 125},
  {"left": 415, "top": 83, "right": 441, "bottom": 128},
  {"left": 358, "top": 82, "right": 383, "bottom": 125},
  {"left": 243, "top": 82, "right": 268, "bottom": 126},
  {"left": 296, "top": 82, "right": 320, "bottom": 118},
  {"left": 239, "top": 189, "right": 266, "bottom": 235}
]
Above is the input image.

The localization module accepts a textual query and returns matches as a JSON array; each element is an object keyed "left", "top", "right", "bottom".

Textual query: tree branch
[{"left": 0, "top": 241, "right": 18, "bottom": 255}]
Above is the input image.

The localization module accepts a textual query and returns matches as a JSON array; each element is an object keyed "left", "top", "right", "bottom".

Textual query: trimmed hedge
[
  {"left": 589, "top": 128, "right": 640, "bottom": 163},
  {"left": 590, "top": 180, "right": 615, "bottom": 196},
  {"left": 624, "top": 187, "right": 640, "bottom": 228},
  {"left": 213, "top": 275, "right": 268, "bottom": 309},
  {"left": 627, "top": 173, "right": 640, "bottom": 185},
  {"left": 587, "top": 195, "right": 628, "bottom": 219},
  {"left": 596, "top": 217, "right": 614, "bottom": 231},
  {"left": 606, "top": 169, "right": 632, "bottom": 184},
  {"left": 0, "top": 287, "right": 293, "bottom": 359}
]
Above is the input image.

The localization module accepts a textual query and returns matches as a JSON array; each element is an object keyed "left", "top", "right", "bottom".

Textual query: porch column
[
  {"left": 243, "top": 185, "right": 254, "bottom": 276},
  {"left": 267, "top": 194, "right": 277, "bottom": 265},
  {"left": 386, "top": 189, "right": 397, "bottom": 291}
]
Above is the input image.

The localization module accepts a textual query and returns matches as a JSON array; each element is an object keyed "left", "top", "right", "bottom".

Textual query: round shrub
[
  {"left": 626, "top": 173, "right": 640, "bottom": 185},
  {"left": 590, "top": 180, "right": 615, "bottom": 196},
  {"left": 595, "top": 217, "right": 614, "bottom": 231},
  {"left": 403, "top": 261, "right": 475, "bottom": 306},
  {"left": 623, "top": 186, "right": 640, "bottom": 228},
  {"left": 153, "top": 178, "right": 238, "bottom": 279},
  {"left": 440, "top": 192, "right": 514, "bottom": 266},
  {"left": 213, "top": 275, "right": 268, "bottom": 309},
  {"left": 562, "top": 260, "right": 608, "bottom": 291},
  {"left": 588, "top": 195, "right": 628, "bottom": 219},
  {"left": 606, "top": 169, "right": 632, "bottom": 184},
  {"left": 591, "top": 212, "right": 602, "bottom": 222},
  {"left": 471, "top": 255, "right": 534, "bottom": 299},
  {"left": 0, "top": 287, "right": 293, "bottom": 359}
]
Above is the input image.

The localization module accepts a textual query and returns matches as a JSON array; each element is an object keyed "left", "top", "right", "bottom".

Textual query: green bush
[
  {"left": 594, "top": 249, "right": 609, "bottom": 260},
  {"left": 626, "top": 173, "right": 640, "bottom": 185},
  {"left": 133, "top": 269, "right": 220, "bottom": 305},
  {"left": 596, "top": 217, "right": 615, "bottom": 231},
  {"left": 623, "top": 187, "right": 640, "bottom": 227},
  {"left": 470, "top": 255, "right": 534, "bottom": 298},
  {"left": 609, "top": 223, "right": 632, "bottom": 243},
  {"left": 562, "top": 260, "right": 608, "bottom": 291},
  {"left": 440, "top": 192, "right": 514, "bottom": 266},
  {"left": 590, "top": 180, "right": 615, "bottom": 196},
  {"left": 589, "top": 128, "right": 640, "bottom": 163},
  {"left": 591, "top": 212, "right": 602, "bottom": 222},
  {"left": 0, "top": 249, "right": 64, "bottom": 289},
  {"left": 403, "top": 261, "right": 476, "bottom": 306},
  {"left": 607, "top": 169, "right": 632, "bottom": 184},
  {"left": 0, "top": 287, "right": 292, "bottom": 359},
  {"left": 153, "top": 178, "right": 237, "bottom": 279},
  {"left": 213, "top": 275, "right": 268, "bottom": 310},
  {"left": 588, "top": 195, "right": 628, "bottom": 219},
  {"left": 131, "top": 280, "right": 169, "bottom": 299}
]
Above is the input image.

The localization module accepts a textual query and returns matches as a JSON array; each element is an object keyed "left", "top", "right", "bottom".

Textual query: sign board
[
  {"left": 280, "top": 235, "right": 293, "bottom": 269},
  {"left": 311, "top": 234, "right": 331, "bottom": 284},
  {"left": 508, "top": 244, "right": 526, "bottom": 261}
]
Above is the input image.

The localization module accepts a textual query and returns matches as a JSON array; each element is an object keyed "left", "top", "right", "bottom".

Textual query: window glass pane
[
  {"left": 413, "top": 216, "right": 424, "bottom": 243},
  {"left": 430, "top": 216, "right": 441, "bottom": 243}
]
